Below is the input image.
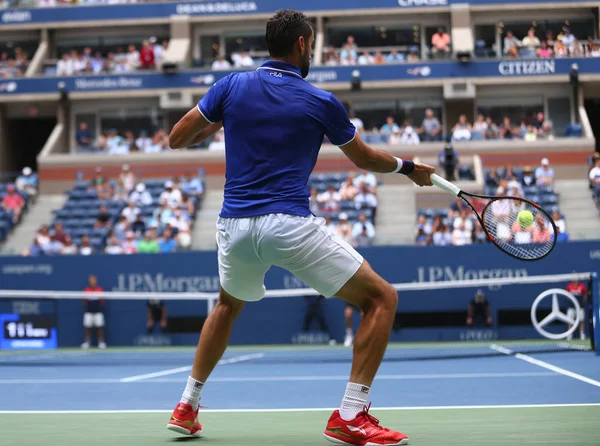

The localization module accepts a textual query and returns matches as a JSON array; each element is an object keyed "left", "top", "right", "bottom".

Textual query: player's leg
[
  {"left": 579, "top": 308, "right": 586, "bottom": 340},
  {"left": 81, "top": 313, "right": 92, "bottom": 348},
  {"left": 567, "top": 308, "right": 575, "bottom": 340},
  {"left": 95, "top": 313, "right": 106, "bottom": 348},
  {"left": 344, "top": 305, "right": 355, "bottom": 347}
]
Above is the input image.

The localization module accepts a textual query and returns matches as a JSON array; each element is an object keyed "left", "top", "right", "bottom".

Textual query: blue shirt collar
[{"left": 257, "top": 60, "right": 302, "bottom": 79}]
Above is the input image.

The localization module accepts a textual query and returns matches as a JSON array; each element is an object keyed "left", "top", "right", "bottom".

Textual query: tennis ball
[{"left": 517, "top": 210, "right": 534, "bottom": 228}]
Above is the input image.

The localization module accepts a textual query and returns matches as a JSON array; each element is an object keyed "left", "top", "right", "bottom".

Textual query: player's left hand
[{"left": 408, "top": 162, "right": 435, "bottom": 187}]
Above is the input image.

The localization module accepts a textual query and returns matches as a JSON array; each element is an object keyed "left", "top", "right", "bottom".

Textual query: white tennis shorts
[
  {"left": 83, "top": 312, "right": 105, "bottom": 328},
  {"left": 567, "top": 307, "right": 585, "bottom": 322},
  {"left": 216, "top": 214, "right": 364, "bottom": 301}
]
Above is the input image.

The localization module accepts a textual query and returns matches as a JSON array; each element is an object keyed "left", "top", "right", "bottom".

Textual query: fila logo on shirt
[{"left": 269, "top": 71, "right": 283, "bottom": 77}]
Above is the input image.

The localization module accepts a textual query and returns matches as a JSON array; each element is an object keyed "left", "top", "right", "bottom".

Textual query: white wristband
[{"left": 392, "top": 157, "right": 403, "bottom": 173}]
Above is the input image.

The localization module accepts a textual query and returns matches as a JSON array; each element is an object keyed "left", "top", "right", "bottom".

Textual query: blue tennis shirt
[{"left": 198, "top": 60, "right": 356, "bottom": 218}]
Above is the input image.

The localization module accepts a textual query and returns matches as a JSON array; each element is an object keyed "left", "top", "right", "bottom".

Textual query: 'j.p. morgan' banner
[
  {"left": 1, "top": 58, "right": 598, "bottom": 96},
  {"left": 1, "top": 0, "right": 597, "bottom": 26}
]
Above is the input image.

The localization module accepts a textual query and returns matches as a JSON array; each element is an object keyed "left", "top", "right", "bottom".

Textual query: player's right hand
[{"left": 408, "top": 162, "right": 436, "bottom": 187}]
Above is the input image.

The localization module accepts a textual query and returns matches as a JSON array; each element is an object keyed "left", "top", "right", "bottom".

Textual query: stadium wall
[{"left": 0, "top": 242, "right": 598, "bottom": 347}]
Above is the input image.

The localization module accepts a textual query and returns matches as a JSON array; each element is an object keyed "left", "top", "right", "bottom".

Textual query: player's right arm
[{"left": 323, "top": 94, "right": 434, "bottom": 187}]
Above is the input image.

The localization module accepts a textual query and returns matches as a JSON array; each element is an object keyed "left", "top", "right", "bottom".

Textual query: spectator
[
  {"left": 348, "top": 110, "right": 364, "bottom": 134},
  {"left": 552, "top": 210, "right": 566, "bottom": 234},
  {"left": 90, "top": 52, "right": 105, "bottom": 74},
  {"left": 147, "top": 300, "right": 168, "bottom": 334},
  {"left": 432, "top": 223, "right": 452, "bottom": 246},
  {"left": 353, "top": 169, "right": 377, "bottom": 194},
  {"left": 105, "top": 235, "right": 124, "bottom": 255},
  {"left": 126, "top": 44, "right": 140, "bottom": 70},
  {"left": 211, "top": 55, "right": 231, "bottom": 71},
  {"left": 158, "top": 227, "right": 178, "bottom": 253},
  {"left": 335, "top": 213, "right": 353, "bottom": 244},
  {"left": 503, "top": 31, "right": 520, "bottom": 58},
  {"left": 561, "top": 28, "right": 575, "bottom": 54},
  {"left": 354, "top": 182, "right": 378, "bottom": 211},
  {"left": 415, "top": 228, "right": 429, "bottom": 246},
  {"left": 357, "top": 51, "right": 374, "bottom": 65},
  {"left": 535, "top": 158, "right": 554, "bottom": 186},
  {"left": 353, "top": 224, "right": 373, "bottom": 247},
  {"left": 131, "top": 213, "right": 147, "bottom": 238},
  {"left": 139, "top": 40, "right": 155, "bottom": 70},
  {"left": 553, "top": 40, "right": 568, "bottom": 57},
  {"left": 380, "top": 116, "right": 400, "bottom": 134},
  {"left": 129, "top": 183, "right": 152, "bottom": 207},
  {"left": 56, "top": 53, "right": 74, "bottom": 76},
  {"left": 419, "top": 109, "right": 442, "bottom": 141},
  {"left": 539, "top": 122, "right": 554, "bottom": 140},
  {"left": 16, "top": 166, "right": 38, "bottom": 199},
  {"left": 532, "top": 112, "right": 546, "bottom": 132},
  {"left": 136, "top": 131, "right": 152, "bottom": 152},
  {"left": 472, "top": 225, "right": 488, "bottom": 243},
  {"left": 52, "top": 222, "right": 68, "bottom": 244},
  {"left": 467, "top": 289, "right": 492, "bottom": 327},
  {"left": 180, "top": 192, "right": 195, "bottom": 217},
  {"left": 406, "top": 47, "right": 419, "bottom": 62},
  {"left": 451, "top": 114, "right": 472, "bottom": 141},
  {"left": 431, "top": 27, "right": 451, "bottom": 58},
  {"left": 512, "top": 218, "right": 534, "bottom": 244},
  {"left": 339, "top": 175, "right": 357, "bottom": 200},
  {"left": 121, "top": 231, "right": 137, "bottom": 254},
  {"left": 79, "top": 235, "right": 94, "bottom": 255},
  {"left": 81, "top": 275, "right": 106, "bottom": 349},
  {"left": 452, "top": 219, "right": 472, "bottom": 246},
  {"left": 538, "top": 41, "right": 553, "bottom": 58},
  {"left": 484, "top": 116, "right": 500, "bottom": 139},
  {"left": 152, "top": 38, "right": 168, "bottom": 65},
  {"left": 352, "top": 213, "right": 375, "bottom": 240},
  {"left": 340, "top": 36, "right": 358, "bottom": 65},
  {"left": 121, "top": 201, "right": 140, "bottom": 224},
  {"left": 373, "top": 51, "right": 386, "bottom": 64},
  {"left": 532, "top": 214, "right": 552, "bottom": 243},
  {"left": 454, "top": 209, "right": 474, "bottom": 233},
  {"left": 400, "top": 126, "right": 420, "bottom": 145},
  {"left": 181, "top": 175, "right": 204, "bottom": 199},
  {"left": 499, "top": 117, "right": 516, "bottom": 140},
  {"left": 160, "top": 180, "right": 182, "bottom": 206},
  {"left": 415, "top": 214, "right": 432, "bottom": 235},
  {"left": 119, "top": 164, "right": 136, "bottom": 194},
  {"left": 309, "top": 188, "right": 320, "bottom": 213},
  {"left": 36, "top": 225, "right": 50, "bottom": 247},
  {"left": 233, "top": 51, "right": 254, "bottom": 68},
  {"left": 566, "top": 277, "right": 588, "bottom": 340},
  {"left": 23, "top": 238, "right": 44, "bottom": 257},
  {"left": 472, "top": 113, "right": 487, "bottom": 135},
  {"left": 388, "top": 129, "right": 402, "bottom": 145},
  {"left": 386, "top": 49, "right": 404, "bottom": 63},
  {"left": 522, "top": 28, "right": 540, "bottom": 52},
  {"left": 95, "top": 204, "right": 111, "bottom": 229},
  {"left": 2, "top": 185, "right": 24, "bottom": 223},
  {"left": 138, "top": 230, "right": 160, "bottom": 253},
  {"left": 42, "top": 231, "right": 64, "bottom": 256},
  {"left": 589, "top": 157, "right": 600, "bottom": 196},
  {"left": 524, "top": 125, "right": 537, "bottom": 141},
  {"left": 61, "top": 235, "right": 78, "bottom": 255},
  {"left": 169, "top": 210, "right": 192, "bottom": 249},
  {"left": 76, "top": 122, "right": 93, "bottom": 150},
  {"left": 522, "top": 165, "right": 536, "bottom": 187},
  {"left": 323, "top": 216, "right": 337, "bottom": 235},
  {"left": 208, "top": 128, "right": 226, "bottom": 151},
  {"left": 113, "top": 215, "right": 129, "bottom": 242}
]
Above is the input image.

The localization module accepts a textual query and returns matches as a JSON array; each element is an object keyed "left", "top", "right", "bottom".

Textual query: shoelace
[{"left": 358, "top": 403, "right": 391, "bottom": 432}]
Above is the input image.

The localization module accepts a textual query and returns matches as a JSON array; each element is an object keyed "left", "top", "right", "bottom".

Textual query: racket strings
[{"left": 482, "top": 198, "right": 555, "bottom": 260}]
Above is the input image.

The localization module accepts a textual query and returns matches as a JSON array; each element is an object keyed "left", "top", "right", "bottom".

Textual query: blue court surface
[{"left": 1, "top": 343, "right": 599, "bottom": 445}]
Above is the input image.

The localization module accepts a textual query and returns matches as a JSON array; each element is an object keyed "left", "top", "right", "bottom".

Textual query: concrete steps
[
  {"left": 554, "top": 179, "right": 600, "bottom": 240},
  {"left": 191, "top": 190, "right": 223, "bottom": 250},
  {"left": 374, "top": 185, "right": 416, "bottom": 245}
]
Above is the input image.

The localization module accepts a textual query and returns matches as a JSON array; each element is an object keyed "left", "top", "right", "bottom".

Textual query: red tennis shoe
[
  {"left": 324, "top": 403, "right": 409, "bottom": 445},
  {"left": 167, "top": 402, "right": 203, "bottom": 437}
]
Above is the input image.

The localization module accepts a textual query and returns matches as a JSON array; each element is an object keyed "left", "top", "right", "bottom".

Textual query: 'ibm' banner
[
  {"left": 1, "top": 0, "right": 597, "bottom": 26},
  {"left": 1, "top": 58, "right": 598, "bottom": 96}
]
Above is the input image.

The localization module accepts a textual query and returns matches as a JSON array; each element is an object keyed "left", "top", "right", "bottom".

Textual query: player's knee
[{"left": 363, "top": 283, "right": 397, "bottom": 314}]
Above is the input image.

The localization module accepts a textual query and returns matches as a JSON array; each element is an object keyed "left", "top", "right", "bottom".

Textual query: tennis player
[{"left": 167, "top": 9, "right": 435, "bottom": 445}]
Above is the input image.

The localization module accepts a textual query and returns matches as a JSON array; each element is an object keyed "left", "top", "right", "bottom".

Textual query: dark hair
[{"left": 265, "top": 9, "right": 312, "bottom": 57}]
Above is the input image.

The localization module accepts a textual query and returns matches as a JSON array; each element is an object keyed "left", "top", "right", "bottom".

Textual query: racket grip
[{"left": 431, "top": 174, "right": 461, "bottom": 196}]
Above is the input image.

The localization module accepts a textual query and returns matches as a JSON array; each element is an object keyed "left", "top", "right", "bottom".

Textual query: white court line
[
  {"left": 119, "top": 353, "right": 265, "bottom": 382},
  {"left": 0, "top": 371, "right": 555, "bottom": 385},
  {"left": 1, "top": 403, "right": 599, "bottom": 415},
  {"left": 558, "top": 342, "right": 591, "bottom": 351},
  {"left": 490, "top": 344, "right": 600, "bottom": 389}
]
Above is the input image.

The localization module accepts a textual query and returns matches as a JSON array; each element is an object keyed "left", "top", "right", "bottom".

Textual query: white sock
[
  {"left": 340, "top": 382, "right": 370, "bottom": 421},
  {"left": 180, "top": 376, "right": 204, "bottom": 411},
  {"left": 345, "top": 328, "right": 353, "bottom": 337}
]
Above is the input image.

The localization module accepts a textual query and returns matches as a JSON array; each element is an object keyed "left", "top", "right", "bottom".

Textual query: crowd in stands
[
  {"left": 589, "top": 152, "right": 600, "bottom": 207},
  {"left": 52, "top": 38, "right": 168, "bottom": 76},
  {"left": 23, "top": 165, "right": 204, "bottom": 256},
  {"left": 76, "top": 123, "right": 170, "bottom": 154},
  {"left": 309, "top": 171, "right": 378, "bottom": 248},
  {"left": 0, "top": 167, "right": 37, "bottom": 241},
  {"left": 323, "top": 35, "right": 422, "bottom": 66},
  {"left": 502, "top": 27, "right": 600, "bottom": 59},
  {"left": 415, "top": 158, "right": 567, "bottom": 246},
  {"left": 0, "top": 48, "right": 29, "bottom": 78}
]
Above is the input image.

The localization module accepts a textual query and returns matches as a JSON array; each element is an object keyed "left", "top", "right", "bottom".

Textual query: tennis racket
[{"left": 430, "top": 174, "right": 557, "bottom": 261}]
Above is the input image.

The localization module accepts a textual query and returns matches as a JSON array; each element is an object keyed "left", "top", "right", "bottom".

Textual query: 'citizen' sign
[{"left": 498, "top": 60, "right": 556, "bottom": 76}]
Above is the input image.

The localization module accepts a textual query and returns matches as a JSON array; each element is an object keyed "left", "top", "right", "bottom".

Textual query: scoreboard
[
  {"left": 0, "top": 314, "right": 58, "bottom": 349},
  {"left": 0, "top": 298, "right": 58, "bottom": 350}
]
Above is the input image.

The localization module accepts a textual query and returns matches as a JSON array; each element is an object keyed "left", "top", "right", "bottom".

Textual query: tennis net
[{"left": 0, "top": 272, "right": 596, "bottom": 361}]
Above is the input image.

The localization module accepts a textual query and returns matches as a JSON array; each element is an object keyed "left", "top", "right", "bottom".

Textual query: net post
[{"left": 592, "top": 273, "right": 599, "bottom": 356}]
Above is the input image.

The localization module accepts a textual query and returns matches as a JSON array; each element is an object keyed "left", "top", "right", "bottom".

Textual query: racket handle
[{"left": 431, "top": 174, "right": 461, "bottom": 196}]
